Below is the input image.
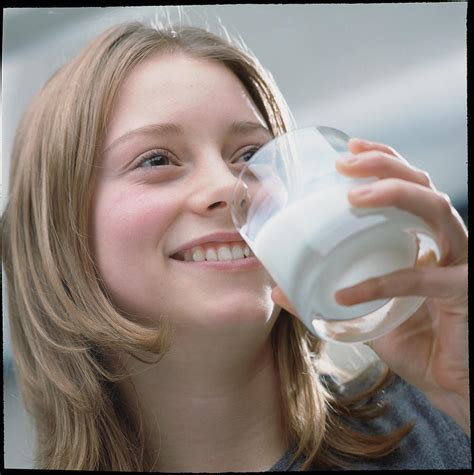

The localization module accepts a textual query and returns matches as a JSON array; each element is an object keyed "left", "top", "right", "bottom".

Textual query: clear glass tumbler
[{"left": 231, "top": 126, "right": 439, "bottom": 343}]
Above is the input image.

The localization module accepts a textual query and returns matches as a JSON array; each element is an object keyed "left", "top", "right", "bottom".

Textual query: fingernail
[
  {"left": 350, "top": 185, "right": 373, "bottom": 197},
  {"left": 338, "top": 153, "right": 358, "bottom": 164},
  {"left": 335, "top": 289, "right": 354, "bottom": 305},
  {"left": 352, "top": 137, "right": 373, "bottom": 145}
]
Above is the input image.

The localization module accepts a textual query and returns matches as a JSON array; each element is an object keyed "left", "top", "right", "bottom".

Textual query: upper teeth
[{"left": 183, "top": 244, "right": 254, "bottom": 262}]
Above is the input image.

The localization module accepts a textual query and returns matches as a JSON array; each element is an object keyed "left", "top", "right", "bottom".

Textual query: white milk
[{"left": 249, "top": 184, "right": 418, "bottom": 322}]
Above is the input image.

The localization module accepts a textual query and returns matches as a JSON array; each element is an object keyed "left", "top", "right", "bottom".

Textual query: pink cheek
[
  {"left": 92, "top": 187, "right": 180, "bottom": 273},
  {"left": 89, "top": 185, "right": 184, "bottom": 316}
]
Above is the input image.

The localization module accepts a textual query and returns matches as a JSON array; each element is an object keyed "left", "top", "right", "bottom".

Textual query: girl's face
[{"left": 90, "top": 53, "right": 276, "bottom": 333}]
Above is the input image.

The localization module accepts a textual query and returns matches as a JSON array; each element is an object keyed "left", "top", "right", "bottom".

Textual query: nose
[{"left": 187, "top": 156, "right": 246, "bottom": 216}]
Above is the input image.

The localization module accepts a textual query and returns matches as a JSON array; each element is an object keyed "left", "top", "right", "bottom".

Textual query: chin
[{"left": 179, "top": 287, "right": 276, "bottom": 331}]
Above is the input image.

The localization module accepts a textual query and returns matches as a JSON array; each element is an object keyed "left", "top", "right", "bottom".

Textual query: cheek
[{"left": 90, "top": 182, "right": 179, "bottom": 314}]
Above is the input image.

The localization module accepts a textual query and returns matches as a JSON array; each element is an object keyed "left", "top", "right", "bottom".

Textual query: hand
[{"left": 271, "top": 137, "right": 469, "bottom": 435}]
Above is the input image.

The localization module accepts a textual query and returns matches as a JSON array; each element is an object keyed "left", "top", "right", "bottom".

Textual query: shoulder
[
  {"left": 272, "top": 362, "right": 472, "bottom": 472},
  {"left": 337, "top": 365, "right": 472, "bottom": 470}
]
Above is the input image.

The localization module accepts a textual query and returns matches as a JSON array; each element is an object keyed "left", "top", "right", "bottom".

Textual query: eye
[
  {"left": 136, "top": 149, "right": 174, "bottom": 168},
  {"left": 234, "top": 146, "right": 261, "bottom": 164}
]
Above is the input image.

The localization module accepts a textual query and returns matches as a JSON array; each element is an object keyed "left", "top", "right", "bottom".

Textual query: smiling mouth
[{"left": 170, "top": 241, "right": 255, "bottom": 263}]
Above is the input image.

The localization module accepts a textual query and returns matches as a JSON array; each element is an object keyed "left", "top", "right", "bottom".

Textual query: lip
[
  {"left": 168, "top": 231, "right": 247, "bottom": 257},
  {"left": 170, "top": 255, "right": 262, "bottom": 271}
]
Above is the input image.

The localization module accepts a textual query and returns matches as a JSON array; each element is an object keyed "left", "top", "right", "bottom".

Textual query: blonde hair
[{"left": 1, "top": 21, "right": 412, "bottom": 470}]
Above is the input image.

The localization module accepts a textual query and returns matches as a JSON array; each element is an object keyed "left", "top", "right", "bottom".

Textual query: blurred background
[{"left": 2, "top": 3, "right": 467, "bottom": 468}]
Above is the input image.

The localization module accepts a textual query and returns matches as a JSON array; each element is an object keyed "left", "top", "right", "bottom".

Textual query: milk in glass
[{"left": 250, "top": 184, "right": 418, "bottom": 322}]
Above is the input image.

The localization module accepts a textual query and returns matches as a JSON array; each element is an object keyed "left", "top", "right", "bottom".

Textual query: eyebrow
[
  {"left": 228, "top": 120, "right": 271, "bottom": 136},
  {"left": 103, "top": 120, "right": 271, "bottom": 153},
  {"left": 104, "top": 123, "right": 184, "bottom": 153}
]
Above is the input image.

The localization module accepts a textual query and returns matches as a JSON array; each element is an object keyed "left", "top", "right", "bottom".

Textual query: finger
[
  {"left": 271, "top": 286, "right": 299, "bottom": 316},
  {"left": 416, "top": 248, "right": 438, "bottom": 267},
  {"left": 334, "top": 263, "right": 467, "bottom": 305},
  {"left": 347, "top": 178, "right": 467, "bottom": 265},
  {"left": 347, "top": 137, "right": 404, "bottom": 160},
  {"left": 335, "top": 150, "right": 432, "bottom": 188},
  {"left": 412, "top": 237, "right": 438, "bottom": 268}
]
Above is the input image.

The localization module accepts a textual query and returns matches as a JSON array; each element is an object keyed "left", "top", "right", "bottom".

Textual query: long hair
[{"left": 1, "top": 21, "right": 412, "bottom": 470}]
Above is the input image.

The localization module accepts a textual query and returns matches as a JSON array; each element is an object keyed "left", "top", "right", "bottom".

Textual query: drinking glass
[{"left": 231, "top": 126, "right": 439, "bottom": 343}]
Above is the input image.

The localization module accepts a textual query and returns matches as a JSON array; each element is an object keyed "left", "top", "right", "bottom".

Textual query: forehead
[{"left": 105, "top": 52, "right": 263, "bottom": 143}]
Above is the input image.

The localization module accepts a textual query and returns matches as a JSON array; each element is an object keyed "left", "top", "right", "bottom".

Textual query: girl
[{"left": 1, "top": 21, "right": 469, "bottom": 471}]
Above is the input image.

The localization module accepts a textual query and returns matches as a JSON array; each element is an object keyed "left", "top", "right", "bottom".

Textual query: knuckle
[
  {"left": 416, "top": 169, "right": 432, "bottom": 187},
  {"left": 434, "top": 191, "right": 453, "bottom": 216},
  {"left": 365, "top": 151, "right": 391, "bottom": 166},
  {"left": 387, "top": 146, "right": 397, "bottom": 156},
  {"left": 363, "top": 150, "right": 384, "bottom": 165},
  {"left": 380, "top": 151, "right": 396, "bottom": 163},
  {"left": 381, "top": 151, "right": 397, "bottom": 164},
  {"left": 368, "top": 276, "right": 386, "bottom": 297},
  {"left": 378, "top": 143, "right": 397, "bottom": 156},
  {"left": 385, "top": 178, "right": 405, "bottom": 203},
  {"left": 410, "top": 269, "right": 424, "bottom": 293}
]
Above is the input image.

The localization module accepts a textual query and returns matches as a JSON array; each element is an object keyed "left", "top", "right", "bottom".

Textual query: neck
[{"left": 121, "top": 324, "right": 288, "bottom": 472}]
